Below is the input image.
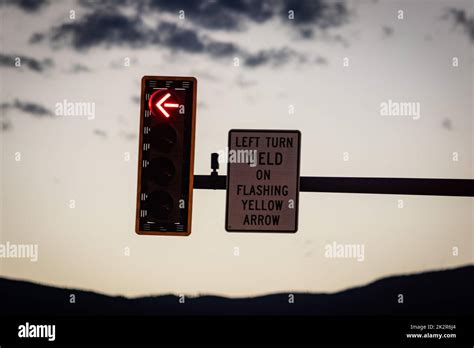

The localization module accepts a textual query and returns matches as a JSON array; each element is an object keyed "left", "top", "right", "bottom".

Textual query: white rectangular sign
[{"left": 225, "top": 129, "right": 301, "bottom": 233}]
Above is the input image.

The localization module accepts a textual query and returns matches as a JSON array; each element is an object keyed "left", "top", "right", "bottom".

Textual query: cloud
[
  {"left": 157, "top": 22, "right": 241, "bottom": 58},
  {"left": 39, "top": 10, "right": 152, "bottom": 49},
  {"left": 32, "top": 10, "right": 238, "bottom": 58},
  {"left": 444, "top": 8, "right": 474, "bottom": 42},
  {"left": 313, "top": 55, "right": 328, "bottom": 65},
  {"left": 79, "top": 0, "right": 275, "bottom": 31},
  {"left": 244, "top": 47, "right": 305, "bottom": 67},
  {"left": 0, "top": 54, "right": 53, "bottom": 72},
  {"left": 1, "top": 119, "right": 12, "bottom": 131},
  {"left": 147, "top": 0, "right": 275, "bottom": 31},
  {"left": 280, "top": 0, "right": 348, "bottom": 28},
  {"left": 442, "top": 118, "right": 452, "bottom": 130},
  {"left": 157, "top": 22, "right": 205, "bottom": 53},
  {"left": 0, "top": 99, "right": 52, "bottom": 117},
  {"left": 130, "top": 0, "right": 348, "bottom": 32},
  {"left": 32, "top": 1, "right": 344, "bottom": 68},
  {"left": 119, "top": 131, "right": 137, "bottom": 140},
  {"left": 206, "top": 41, "right": 240, "bottom": 58},
  {"left": 0, "top": 0, "right": 49, "bottom": 12},
  {"left": 69, "top": 63, "right": 91, "bottom": 73},
  {"left": 382, "top": 26, "right": 394, "bottom": 38},
  {"left": 298, "top": 28, "right": 314, "bottom": 39},
  {"left": 93, "top": 129, "right": 107, "bottom": 137}
]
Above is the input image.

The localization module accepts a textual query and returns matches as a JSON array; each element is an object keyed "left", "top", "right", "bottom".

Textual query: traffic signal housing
[{"left": 136, "top": 76, "right": 197, "bottom": 236}]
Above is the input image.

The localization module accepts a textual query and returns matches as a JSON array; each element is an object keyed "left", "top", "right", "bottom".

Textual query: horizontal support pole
[
  {"left": 194, "top": 175, "right": 473, "bottom": 197},
  {"left": 194, "top": 175, "right": 226, "bottom": 190}
]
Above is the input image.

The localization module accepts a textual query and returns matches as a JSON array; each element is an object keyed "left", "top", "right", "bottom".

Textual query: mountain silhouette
[{"left": 0, "top": 266, "right": 472, "bottom": 316}]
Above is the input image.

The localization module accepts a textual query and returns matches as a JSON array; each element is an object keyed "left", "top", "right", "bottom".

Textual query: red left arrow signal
[{"left": 156, "top": 93, "right": 178, "bottom": 118}]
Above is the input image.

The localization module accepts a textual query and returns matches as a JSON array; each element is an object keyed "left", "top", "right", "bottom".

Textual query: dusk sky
[{"left": 0, "top": 0, "right": 472, "bottom": 297}]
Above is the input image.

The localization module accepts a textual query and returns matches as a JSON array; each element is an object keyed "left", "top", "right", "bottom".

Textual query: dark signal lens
[
  {"left": 151, "top": 124, "right": 177, "bottom": 153},
  {"left": 147, "top": 190, "right": 173, "bottom": 220},
  {"left": 150, "top": 157, "right": 175, "bottom": 186}
]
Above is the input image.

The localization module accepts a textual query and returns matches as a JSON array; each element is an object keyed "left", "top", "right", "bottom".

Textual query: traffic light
[{"left": 136, "top": 76, "right": 197, "bottom": 236}]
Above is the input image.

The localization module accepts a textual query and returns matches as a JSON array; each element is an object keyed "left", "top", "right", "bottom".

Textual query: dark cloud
[
  {"left": 79, "top": 0, "right": 275, "bottom": 31},
  {"left": 0, "top": 0, "right": 49, "bottom": 12},
  {"left": 131, "top": 96, "right": 140, "bottom": 105},
  {"left": 29, "top": 32, "right": 44, "bottom": 44},
  {"left": 0, "top": 99, "right": 52, "bottom": 117},
  {"left": 119, "top": 131, "right": 137, "bottom": 140},
  {"left": 444, "top": 8, "right": 474, "bottom": 42},
  {"left": 32, "top": 0, "right": 345, "bottom": 67},
  {"left": 442, "top": 118, "right": 452, "bottom": 130},
  {"left": 157, "top": 22, "right": 205, "bottom": 53},
  {"left": 85, "top": 0, "right": 349, "bottom": 32},
  {"left": 244, "top": 48, "right": 305, "bottom": 67},
  {"left": 281, "top": 0, "right": 348, "bottom": 28},
  {"left": 0, "top": 53, "right": 53, "bottom": 72},
  {"left": 32, "top": 11, "right": 238, "bottom": 59},
  {"left": 301, "top": 31, "right": 348, "bottom": 47},
  {"left": 93, "top": 129, "right": 107, "bottom": 137},
  {"left": 382, "top": 26, "right": 394, "bottom": 38},
  {"left": 1, "top": 119, "right": 12, "bottom": 131},
  {"left": 148, "top": 0, "right": 275, "bottom": 31},
  {"left": 149, "top": 22, "right": 240, "bottom": 58},
  {"left": 37, "top": 10, "right": 152, "bottom": 49},
  {"left": 31, "top": 13, "right": 242, "bottom": 68},
  {"left": 70, "top": 63, "right": 91, "bottom": 73},
  {"left": 75, "top": 0, "right": 350, "bottom": 37},
  {"left": 204, "top": 41, "right": 239, "bottom": 58},
  {"left": 314, "top": 56, "right": 328, "bottom": 65},
  {"left": 299, "top": 28, "right": 314, "bottom": 39}
]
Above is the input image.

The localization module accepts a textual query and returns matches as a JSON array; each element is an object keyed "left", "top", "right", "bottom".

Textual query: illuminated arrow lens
[{"left": 149, "top": 91, "right": 179, "bottom": 119}]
